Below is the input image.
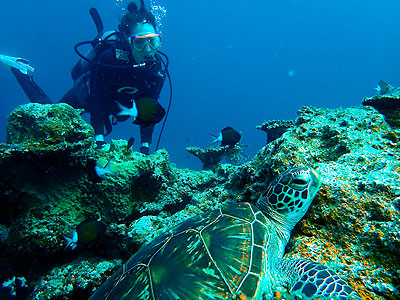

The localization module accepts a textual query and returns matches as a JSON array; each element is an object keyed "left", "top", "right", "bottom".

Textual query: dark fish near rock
[
  {"left": 134, "top": 96, "right": 166, "bottom": 126},
  {"left": 117, "top": 96, "right": 165, "bottom": 126},
  {"left": 64, "top": 218, "right": 107, "bottom": 250},
  {"left": 94, "top": 160, "right": 113, "bottom": 181},
  {"left": 211, "top": 126, "right": 241, "bottom": 146},
  {"left": 125, "top": 137, "right": 135, "bottom": 155}
]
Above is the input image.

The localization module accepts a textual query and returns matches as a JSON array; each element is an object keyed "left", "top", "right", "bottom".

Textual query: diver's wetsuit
[{"left": 11, "top": 33, "right": 166, "bottom": 147}]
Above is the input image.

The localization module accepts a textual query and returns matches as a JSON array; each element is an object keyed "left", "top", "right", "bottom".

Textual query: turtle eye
[
  {"left": 290, "top": 171, "right": 311, "bottom": 190},
  {"left": 292, "top": 178, "right": 308, "bottom": 185}
]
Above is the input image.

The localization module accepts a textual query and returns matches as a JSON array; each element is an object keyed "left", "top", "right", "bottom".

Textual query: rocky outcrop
[
  {"left": 6, "top": 103, "right": 94, "bottom": 148},
  {"left": 186, "top": 144, "right": 247, "bottom": 170},
  {"left": 362, "top": 85, "right": 400, "bottom": 128},
  {"left": 256, "top": 119, "right": 295, "bottom": 144}
]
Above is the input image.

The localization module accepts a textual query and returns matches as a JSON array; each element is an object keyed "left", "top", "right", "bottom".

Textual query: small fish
[
  {"left": 125, "top": 137, "right": 135, "bottom": 155},
  {"left": 95, "top": 160, "right": 114, "bottom": 180},
  {"left": 64, "top": 217, "right": 107, "bottom": 250},
  {"left": 116, "top": 97, "right": 165, "bottom": 126},
  {"left": 211, "top": 126, "right": 241, "bottom": 147},
  {"left": 116, "top": 101, "right": 138, "bottom": 119},
  {"left": 133, "top": 96, "right": 166, "bottom": 125},
  {"left": 375, "top": 80, "right": 391, "bottom": 95}
]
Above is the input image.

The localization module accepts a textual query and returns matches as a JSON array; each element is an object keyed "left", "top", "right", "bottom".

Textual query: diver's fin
[{"left": 0, "top": 54, "right": 35, "bottom": 74}]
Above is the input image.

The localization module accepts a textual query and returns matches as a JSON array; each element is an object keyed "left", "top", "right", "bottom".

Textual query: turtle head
[{"left": 257, "top": 166, "right": 322, "bottom": 240}]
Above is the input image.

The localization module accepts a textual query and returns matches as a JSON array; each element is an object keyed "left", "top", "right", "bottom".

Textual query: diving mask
[{"left": 130, "top": 33, "right": 161, "bottom": 52}]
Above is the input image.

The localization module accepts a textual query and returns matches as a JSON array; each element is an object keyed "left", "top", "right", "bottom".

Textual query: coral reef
[
  {"left": 7, "top": 103, "right": 94, "bottom": 147},
  {"left": 256, "top": 119, "right": 295, "bottom": 143},
  {"left": 362, "top": 86, "right": 400, "bottom": 128},
  {"left": 186, "top": 144, "right": 246, "bottom": 169},
  {"left": 1, "top": 103, "right": 96, "bottom": 179},
  {"left": 0, "top": 102, "right": 399, "bottom": 299}
]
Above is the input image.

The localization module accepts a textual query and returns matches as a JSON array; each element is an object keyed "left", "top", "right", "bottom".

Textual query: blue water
[{"left": 1, "top": 0, "right": 399, "bottom": 170}]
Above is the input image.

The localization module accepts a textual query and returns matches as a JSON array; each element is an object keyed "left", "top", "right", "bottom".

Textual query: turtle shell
[{"left": 90, "top": 202, "right": 272, "bottom": 300}]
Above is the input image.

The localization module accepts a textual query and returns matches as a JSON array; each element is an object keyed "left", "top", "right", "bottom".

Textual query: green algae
[{"left": 7, "top": 103, "right": 93, "bottom": 148}]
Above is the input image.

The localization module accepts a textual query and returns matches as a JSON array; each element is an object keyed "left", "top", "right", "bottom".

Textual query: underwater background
[{"left": 0, "top": 0, "right": 400, "bottom": 170}]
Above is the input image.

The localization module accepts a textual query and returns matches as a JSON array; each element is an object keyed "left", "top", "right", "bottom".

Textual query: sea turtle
[{"left": 89, "top": 166, "right": 362, "bottom": 300}]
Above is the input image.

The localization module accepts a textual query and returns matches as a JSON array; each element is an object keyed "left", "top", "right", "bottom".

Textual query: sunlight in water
[
  {"left": 114, "top": 0, "right": 167, "bottom": 33},
  {"left": 150, "top": 0, "right": 167, "bottom": 32}
]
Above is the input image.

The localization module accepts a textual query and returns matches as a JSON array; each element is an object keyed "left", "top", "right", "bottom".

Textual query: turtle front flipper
[{"left": 279, "top": 258, "right": 362, "bottom": 300}]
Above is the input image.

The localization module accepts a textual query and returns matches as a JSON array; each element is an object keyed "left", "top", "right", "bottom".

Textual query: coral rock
[
  {"left": 7, "top": 103, "right": 94, "bottom": 147},
  {"left": 0, "top": 103, "right": 399, "bottom": 299},
  {"left": 362, "top": 92, "right": 400, "bottom": 128},
  {"left": 256, "top": 119, "right": 295, "bottom": 143},
  {"left": 186, "top": 145, "right": 233, "bottom": 169}
]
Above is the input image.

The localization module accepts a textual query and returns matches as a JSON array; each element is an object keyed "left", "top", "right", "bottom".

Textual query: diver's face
[{"left": 130, "top": 23, "right": 158, "bottom": 63}]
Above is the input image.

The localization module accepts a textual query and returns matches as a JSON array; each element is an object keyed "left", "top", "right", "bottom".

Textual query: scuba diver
[{"left": 0, "top": 0, "right": 171, "bottom": 155}]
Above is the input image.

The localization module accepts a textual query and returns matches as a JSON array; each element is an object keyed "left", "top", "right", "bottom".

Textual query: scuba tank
[
  {"left": 71, "top": 8, "right": 121, "bottom": 80},
  {"left": 71, "top": 8, "right": 103, "bottom": 80}
]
